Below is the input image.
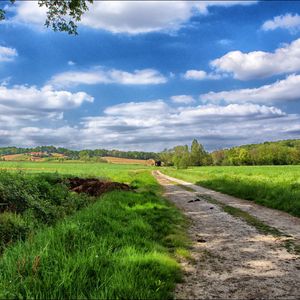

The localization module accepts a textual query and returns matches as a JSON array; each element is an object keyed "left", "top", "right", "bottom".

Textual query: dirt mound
[{"left": 66, "top": 177, "right": 130, "bottom": 197}]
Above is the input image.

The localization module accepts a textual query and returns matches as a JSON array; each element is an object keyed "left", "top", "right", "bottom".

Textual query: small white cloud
[
  {"left": 217, "top": 39, "right": 232, "bottom": 46},
  {"left": 171, "top": 95, "right": 195, "bottom": 104},
  {"left": 68, "top": 60, "right": 76, "bottom": 66},
  {"left": 200, "top": 74, "right": 300, "bottom": 104},
  {"left": 50, "top": 68, "right": 167, "bottom": 87},
  {"left": 183, "top": 69, "right": 220, "bottom": 80},
  {"left": 262, "top": 13, "right": 300, "bottom": 33},
  {"left": 0, "top": 46, "right": 17, "bottom": 62},
  {"left": 211, "top": 38, "right": 300, "bottom": 80}
]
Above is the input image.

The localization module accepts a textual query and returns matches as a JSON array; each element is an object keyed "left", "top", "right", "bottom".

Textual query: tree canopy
[{"left": 0, "top": 0, "right": 93, "bottom": 34}]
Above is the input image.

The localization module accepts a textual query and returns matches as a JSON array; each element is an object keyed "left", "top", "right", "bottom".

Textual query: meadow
[
  {"left": 0, "top": 161, "right": 188, "bottom": 299},
  {"left": 162, "top": 165, "right": 300, "bottom": 217}
]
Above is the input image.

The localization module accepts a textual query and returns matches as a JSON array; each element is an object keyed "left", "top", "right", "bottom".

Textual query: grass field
[
  {"left": 0, "top": 162, "right": 188, "bottom": 299},
  {"left": 0, "top": 161, "right": 152, "bottom": 183},
  {"left": 162, "top": 165, "right": 300, "bottom": 217}
]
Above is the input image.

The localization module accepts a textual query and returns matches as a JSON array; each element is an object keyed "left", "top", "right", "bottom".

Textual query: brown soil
[
  {"left": 66, "top": 177, "right": 130, "bottom": 197},
  {"left": 153, "top": 171, "right": 300, "bottom": 299}
]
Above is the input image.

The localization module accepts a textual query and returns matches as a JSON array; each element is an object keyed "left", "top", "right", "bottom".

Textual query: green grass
[
  {"left": 0, "top": 161, "right": 152, "bottom": 182},
  {"left": 0, "top": 163, "right": 188, "bottom": 299},
  {"left": 162, "top": 165, "right": 300, "bottom": 217}
]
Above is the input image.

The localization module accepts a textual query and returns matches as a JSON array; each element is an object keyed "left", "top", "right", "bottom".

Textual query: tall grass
[
  {"left": 163, "top": 165, "right": 300, "bottom": 217},
  {"left": 0, "top": 170, "right": 188, "bottom": 299}
]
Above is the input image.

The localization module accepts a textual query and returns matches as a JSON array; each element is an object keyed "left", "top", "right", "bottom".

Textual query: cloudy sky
[{"left": 0, "top": 0, "right": 299, "bottom": 151}]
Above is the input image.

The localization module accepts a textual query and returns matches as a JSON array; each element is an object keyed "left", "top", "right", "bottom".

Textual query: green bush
[
  {"left": 0, "top": 212, "right": 29, "bottom": 252},
  {"left": 0, "top": 171, "right": 92, "bottom": 252}
]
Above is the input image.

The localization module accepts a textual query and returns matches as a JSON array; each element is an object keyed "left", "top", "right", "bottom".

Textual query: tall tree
[
  {"left": 190, "top": 139, "right": 206, "bottom": 166},
  {"left": 172, "top": 145, "right": 190, "bottom": 169}
]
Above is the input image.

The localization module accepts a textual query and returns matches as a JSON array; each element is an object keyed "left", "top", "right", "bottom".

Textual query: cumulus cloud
[
  {"left": 211, "top": 38, "right": 300, "bottom": 80},
  {"left": 183, "top": 69, "right": 220, "bottom": 80},
  {"left": 262, "top": 13, "right": 300, "bottom": 33},
  {"left": 0, "top": 96, "right": 296, "bottom": 151},
  {"left": 75, "top": 100, "right": 287, "bottom": 151},
  {"left": 0, "top": 84, "right": 93, "bottom": 126},
  {"left": 0, "top": 46, "right": 17, "bottom": 62},
  {"left": 200, "top": 74, "right": 300, "bottom": 104},
  {"left": 10, "top": 1, "right": 256, "bottom": 34},
  {"left": 50, "top": 68, "right": 167, "bottom": 87},
  {"left": 171, "top": 95, "right": 195, "bottom": 104}
]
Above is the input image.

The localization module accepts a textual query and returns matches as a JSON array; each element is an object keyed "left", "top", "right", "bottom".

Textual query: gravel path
[{"left": 153, "top": 171, "right": 300, "bottom": 299}]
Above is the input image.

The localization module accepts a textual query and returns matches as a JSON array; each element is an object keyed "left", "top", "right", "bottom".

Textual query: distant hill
[{"left": 0, "top": 146, "right": 158, "bottom": 162}]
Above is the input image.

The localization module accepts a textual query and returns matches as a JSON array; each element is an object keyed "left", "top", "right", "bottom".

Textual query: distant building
[{"left": 155, "top": 160, "right": 162, "bottom": 167}]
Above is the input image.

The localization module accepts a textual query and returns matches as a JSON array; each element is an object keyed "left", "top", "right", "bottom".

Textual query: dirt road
[{"left": 153, "top": 171, "right": 300, "bottom": 299}]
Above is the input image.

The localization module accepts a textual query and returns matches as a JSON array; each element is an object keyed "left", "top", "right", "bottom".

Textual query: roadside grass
[
  {"left": 0, "top": 170, "right": 189, "bottom": 299},
  {"left": 162, "top": 165, "right": 300, "bottom": 217},
  {"left": 0, "top": 171, "right": 91, "bottom": 253}
]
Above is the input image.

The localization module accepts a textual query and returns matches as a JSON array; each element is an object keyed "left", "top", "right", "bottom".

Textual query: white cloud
[
  {"left": 0, "top": 46, "right": 17, "bottom": 62},
  {"left": 10, "top": 1, "right": 47, "bottom": 27},
  {"left": 171, "top": 95, "right": 195, "bottom": 104},
  {"left": 68, "top": 61, "right": 76, "bottom": 66},
  {"left": 0, "top": 84, "right": 93, "bottom": 125},
  {"left": 183, "top": 69, "right": 220, "bottom": 80},
  {"left": 10, "top": 1, "right": 256, "bottom": 34},
  {"left": 200, "top": 74, "right": 300, "bottom": 104},
  {"left": 75, "top": 100, "right": 287, "bottom": 151},
  {"left": 0, "top": 95, "right": 296, "bottom": 151},
  {"left": 262, "top": 13, "right": 300, "bottom": 33},
  {"left": 50, "top": 68, "right": 167, "bottom": 87},
  {"left": 211, "top": 38, "right": 300, "bottom": 80}
]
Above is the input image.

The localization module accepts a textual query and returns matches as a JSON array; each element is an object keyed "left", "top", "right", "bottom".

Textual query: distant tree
[
  {"left": 190, "top": 139, "right": 207, "bottom": 166},
  {"left": 159, "top": 149, "right": 174, "bottom": 166},
  {"left": 0, "top": 0, "right": 93, "bottom": 35},
  {"left": 173, "top": 145, "right": 190, "bottom": 169}
]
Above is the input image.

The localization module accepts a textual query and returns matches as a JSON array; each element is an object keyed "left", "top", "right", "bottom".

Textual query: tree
[
  {"left": 159, "top": 149, "right": 174, "bottom": 166},
  {"left": 0, "top": 0, "right": 93, "bottom": 35},
  {"left": 172, "top": 145, "right": 190, "bottom": 169},
  {"left": 190, "top": 139, "right": 211, "bottom": 166},
  {"left": 190, "top": 139, "right": 207, "bottom": 166}
]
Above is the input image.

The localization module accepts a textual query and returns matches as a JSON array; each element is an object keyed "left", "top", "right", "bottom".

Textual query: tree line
[
  {"left": 0, "top": 146, "right": 158, "bottom": 161},
  {"left": 1, "top": 139, "right": 299, "bottom": 166},
  {"left": 159, "top": 139, "right": 300, "bottom": 168}
]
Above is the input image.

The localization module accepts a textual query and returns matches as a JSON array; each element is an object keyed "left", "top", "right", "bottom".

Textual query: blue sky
[{"left": 0, "top": 1, "right": 300, "bottom": 151}]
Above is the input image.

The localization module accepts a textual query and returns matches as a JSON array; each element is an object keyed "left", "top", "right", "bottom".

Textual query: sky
[{"left": 0, "top": 0, "right": 300, "bottom": 151}]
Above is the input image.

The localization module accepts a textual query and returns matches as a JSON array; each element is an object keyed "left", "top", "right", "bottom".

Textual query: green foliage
[
  {"left": 160, "top": 139, "right": 209, "bottom": 168},
  {"left": 163, "top": 165, "right": 300, "bottom": 217},
  {"left": 190, "top": 139, "right": 208, "bottom": 166},
  {"left": 0, "top": 146, "right": 158, "bottom": 161},
  {"left": 0, "top": 171, "right": 92, "bottom": 252},
  {"left": 211, "top": 139, "right": 300, "bottom": 166},
  {"left": 0, "top": 0, "right": 93, "bottom": 35},
  {"left": 0, "top": 170, "right": 188, "bottom": 299},
  {"left": 0, "top": 212, "right": 29, "bottom": 252},
  {"left": 172, "top": 145, "right": 190, "bottom": 169}
]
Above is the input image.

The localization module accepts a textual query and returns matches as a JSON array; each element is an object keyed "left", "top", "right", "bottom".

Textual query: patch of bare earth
[
  {"left": 153, "top": 171, "right": 300, "bottom": 299},
  {"left": 66, "top": 177, "right": 130, "bottom": 197}
]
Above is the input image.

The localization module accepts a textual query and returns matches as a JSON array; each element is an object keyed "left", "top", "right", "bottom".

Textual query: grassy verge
[
  {"left": 162, "top": 166, "right": 300, "bottom": 217},
  {"left": 0, "top": 171, "right": 91, "bottom": 253},
  {"left": 0, "top": 171, "right": 188, "bottom": 299}
]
